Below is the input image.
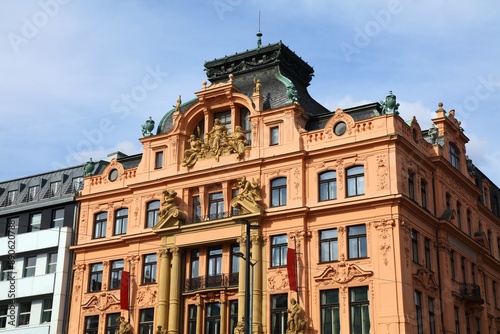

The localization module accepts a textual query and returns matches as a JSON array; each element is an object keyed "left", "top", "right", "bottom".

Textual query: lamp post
[{"left": 236, "top": 219, "right": 259, "bottom": 334}]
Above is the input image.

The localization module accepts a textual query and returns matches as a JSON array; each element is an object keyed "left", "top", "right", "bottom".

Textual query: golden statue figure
[
  {"left": 286, "top": 299, "right": 307, "bottom": 334},
  {"left": 254, "top": 76, "right": 261, "bottom": 94},
  {"left": 116, "top": 316, "right": 131, "bottom": 334},
  {"left": 174, "top": 95, "right": 182, "bottom": 113},
  {"left": 233, "top": 318, "right": 245, "bottom": 334},
  {"left": 155, "top": 189, "right": 187, "bottom": 226},
  {"left": 182, "top": 134, "right": 203, "bottom": 167}
]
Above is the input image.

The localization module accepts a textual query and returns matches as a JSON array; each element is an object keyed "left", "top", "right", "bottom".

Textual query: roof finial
[{"left": 256, "top": 10, "right": 262, "bottom": 48}]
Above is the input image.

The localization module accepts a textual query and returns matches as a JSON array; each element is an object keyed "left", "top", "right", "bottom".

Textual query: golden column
[
  {"left": 156, "top": 244, "right": 171, "bottom": 330},
  {"left": 168, "top": 247, "right": 181, "bottom": 334},
  {"left": 195, "top": 300, "right": 202, "bottom": 334},
  {"left": 250, "top": 234, "right": 262, "bottom": 333}
]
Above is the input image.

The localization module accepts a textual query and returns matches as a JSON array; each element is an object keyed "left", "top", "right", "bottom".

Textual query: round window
[
  {"left": 109, "top": 169, "right": 119, "bottom": 182},
  {"left": 334, "top": 122, "right": 346, "bottom": 136}
]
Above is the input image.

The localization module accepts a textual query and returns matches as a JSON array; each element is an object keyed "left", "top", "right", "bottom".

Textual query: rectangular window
[
  {"left": 24, "top": 256, "right": 36, "bottom": 277},
  {"left": 450, "top": 144, "right": 460, "bottom": 170},
  {"left": 205, "top": 303, "right": 221, "bottom": 334},
  {"left": 493, "top": 280, "right": 497, "bottom": 308},
  {"left": 270, "top": 126, "right": 279, "bottom": 145},
  {"left": 41, "top": 298, "right": 52, "bottom": 323},
  {"left": 28, "top": 213, "right": 42, "bottom": 232},
  {"left": 450, "top": 250, "right": 456, "bottom": 280},
  {"left": 51, "top": 208, "right": 65, "bottom": 228},
  {"left": 408, "top": 171, "right": 415, "bottom": 200},
  {"left": 207, "top": 247, "right": 223, "bottom": 287},
  {"left": 231, "top": 245, "right": 240, "bottom": 275},
  {"left": 321, "top": 289, "right": 340, "bottom": 334},
  {"left": 0, "top": 305, "right": 7, "bottom": 328},
  {"left": 142, "top": 254, "right": 157, "bottom": 284},
  {"left": 109, "top": 260, "right": 124, "bottom": 290},
  {"left": 192, "top": 195, "right": 201, "bottom": 222},
  {"left": 155, "top": 151, "right": 164, "bottom": 169},
  {"left": 240, "top": 108, "right": 251, "bottom": 144},
  {"left": 50, "top": 181, "right": 61, "bottom": 197},
  {"left": 7, "top": 190, "right": 18, "bottom": 206},
  {"left": 467, "top": 210, "right": 472, "bottom": 236},
  {"left": 208, "top": 192, "right": 224, "bottom": 220},
  {"left": 18, "top": 302, "right": 31, "bottom": 326},
  {"left": 348, "top": 225, "right": 367, "bottom": 259},
  {"left": 146, "top": 201, "right": 160, "bottom": 228},
  {"left": 271, "top": 177, "right": 287, "bottom": 207},
  {"left": 72, "top": 177, "right": 84, "bottom": 192},
  {"left": 320, "top": 228, "right": 338, "bottom": 262},
  {"left": 106, "top": 313, "right": 120, "bottom": 334},
  {"left": 446, "top": 193, "right": 451, "bottom": 210},
  {"left": 229, "top": 301, "right": 238, "bottom": 334},
  {"left": 139, "top": 308, "right": 154, "bottom": 334},
  {"left": 424, "top": 238, "right": 432, "bottom": 270},
  {"left": 415, "top": 291, "right": 423, "bottom": 334},
  {"left": 1, "top": 259, "right": 14, "bottom": 281},
  {"left": 89, "top": 263, "right": 103, "bottom": 292},
  {"left": 346, "top": 166, "right": 365, "bottom": 196},
  {"left": 475, "top": 317, "right": 480, "bottom": 334},
  {"left": 188, "top": 304, "right": 197, "bottom": 334},
  {"left": 454, "top": 307, "right": 461, "bottom": 334},
  {"left": 271, "top": 294, "right": 288, "bottom": 334},
  {"left": 350, "top": 286, "right": 370, "bottom": 334},
  {"left": 271, "top": 235, "right": 288, "bottom": 267},
  {"left": 465, "top": 312, "right": 471, "bottom": 334},
  {"left": 114, "top": 209, "right": 128, "bottom": 235},
  {"left": 319, "top": 171, "right": 337, "bottom": 201},
  {"left": 428, "top": 297, "right": 436, "bottom": 334},
  {"left": 411, "top": 229, "right": 419, "bottom": 263},
  {"left": 47, "top": 253, "right": 57, "bottom": 274},
  {"left": 28, "top": 185, "right": 39, "bottom": 201},
  {"left": 421, "top": 180, "right": 428, "bottom": 209},
  {"left": 461, "top": 257, "right": 466, "bottom": 283},
  {"left": 231, "top": 189, "right": 239, "bottom": 216},
  {"left": 85, "top": 315, "right": 99, "bottom": 334},
  {"left": 94, "top": 212, "right": 107, "bottom": 239}
]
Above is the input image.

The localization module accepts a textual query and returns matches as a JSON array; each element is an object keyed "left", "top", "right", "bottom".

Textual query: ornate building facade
[{"left": 68, "top": 41, "right": 500, "bottom": 334}]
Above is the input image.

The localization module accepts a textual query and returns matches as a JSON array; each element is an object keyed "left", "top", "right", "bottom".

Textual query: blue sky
[{"left": 1, "top": 0, "right": 499, "bottom": 185}]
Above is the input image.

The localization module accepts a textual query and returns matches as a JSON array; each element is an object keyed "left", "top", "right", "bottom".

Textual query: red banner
[
  {"left": 287, "top": 248, "right": 297, "bottom": 291},
  {"left": 120, "top": 271, "right": 129, "bottom": 310}
]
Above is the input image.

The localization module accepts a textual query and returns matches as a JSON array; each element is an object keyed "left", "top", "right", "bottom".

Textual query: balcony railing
[
  {"left": 460, "top": 283, "right": 484, "bottom": 305},
  {"left": 185, "top": 273, "right": 239, "bottom": 292},
  {"left": 187, "top": 210, "right": 241, "bottom": 224}
]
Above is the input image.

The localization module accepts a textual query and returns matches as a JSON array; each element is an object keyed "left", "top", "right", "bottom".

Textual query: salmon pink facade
[{"left": 68, "top": 42, "right": 500, "bottom": 334}]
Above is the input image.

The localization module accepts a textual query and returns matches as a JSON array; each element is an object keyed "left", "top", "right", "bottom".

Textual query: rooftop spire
[{"left": 256, "top": 11, "right": 262, "bottom": 48}]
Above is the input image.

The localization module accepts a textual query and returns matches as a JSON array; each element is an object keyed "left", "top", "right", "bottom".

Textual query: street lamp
[{"left": 236, "top": 219, "right": 259, "bottom": 334}]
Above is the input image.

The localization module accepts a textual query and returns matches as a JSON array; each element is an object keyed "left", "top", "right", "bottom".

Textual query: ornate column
[
  {"left": 250, "top": 234, "right": 262, "bottom": 334},
  {"left": 237, "top": 236, "right": 246, "bottom": 322},
  {"left": 156, "top": 244, "right": 171, "bottom": 330},
  {"left": 196, "top": 300, "right": 202, "bottom": 334},
  {"left": 220, "top": 297, "right": 227, "bottom": 334},
  {"left": 168, "top": 247, "right": 181, "bottom": 334}
]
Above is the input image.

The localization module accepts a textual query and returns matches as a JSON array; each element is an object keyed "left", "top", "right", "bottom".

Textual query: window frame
[
  {"left": 114, "top": 208, "right": 128, "bottom": 236},
  {"left": 145, "top": 200, "right": 160, "bottom": 228},
  {"left": 192, "top": 195, "right": 201, "bottom": 223},
  {"left": 415, "top": 290, "right": 423, "bottom": 334},
  {"left": 51, "top": 208, "right": 65, "bottom": 228},
  {"left": 346, "top": 166, "right": 365, "bottom": 197},
  {"left": 411, "top": 229, "right": 419, "bottom": 263},
  {"left": 50, "top": 181, "right": 61, "bottom": 197},
  {"left": 424, "top": 238, "right": 432, "bottom": 270},
  {"left": 450, "top": 143, "right": 460, "bottom": 169},
  {"left": 89, "top": 263, "right": 103, "bottom": 292},
  {"left": 208, "top": 192, "right": 224, "bottom": 220},
  {"left": 109, "top": 259, "right": 124, "bottom": 290},
  {"left": 188, "top": 304, "right": 197, "bottom": 334},
  {"left": 271, "top": 234, "right": 288, "bottom": 268},
  {"left": 408, "top": 170, "right": 415, "bottom": 200},
  {"left": 154, "top": 150, "right": 164, "bottom": 169},
  {"left": 24, "top": 256, "right": 37, "bottom": 277},
  {"left": 18, "top": 302, "right": 31, "bottom": 326},
  {"left": 142, "top": 254, "right": 157, "bottom": 285},
  {"left": 41, "top": 298, "right": 52, "bottom": 323},
  {"left": 270, "top": 294, "right": 288, "bottom": 334},
  {"left": 84, "top": 315, "right": 99, "bottom": 334},
  {"left": 47, "top": 252, "right": 57, "bottom": 274},
  {"left": 321, "top": 289, "right": 340, "bottom": 334},
  {"left": 139, "top": 308, "right": 154, "bottom": 334},
  {"left": 319, "top": 171, "right": 337, "bottom": 201},
  {"left": 205, "top": 302, "right": 221, "bottom": 334},
  {"left": 93, "top": 212, "right": 107, "bottom": 239},
  {"left": 270, "top": 126, "right": 279, "bottom": 146},
  {"left": 28, "top": 212, "right": 42, "bottom": 232},
  {"left": 349, "top": 286, "right": 370, "bottom": 334},
  {"left": 320, "top": 228, "right": 338, "bottom": 263},
  {"left": 0, "top": 305, "right": 7, "bottom": 328},
  {"left": 270, "top": 177, "right": 287, "bottom": 208},
  {"left": 347, "top": 225, "right": 367, "bottom": 260},
  {"left": 105, "top": 313, "right": 121, "bottom": 334}
]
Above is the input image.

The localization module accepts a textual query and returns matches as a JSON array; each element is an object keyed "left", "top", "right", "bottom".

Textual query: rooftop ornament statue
[
  {"left": 381, "top": 90, "right": 400, "bottom": 115},
  {"left": 141, "top": 116, "right": 155, "bottom": 137},
  {"left": 428, "top": 124, "right": 439, "bottom": 145},
  {"left": 174, "top": 95, "right": 182, "bottom": 113},
  {"left": 83, "top": 158, "right": 95, "bottom": 176}
]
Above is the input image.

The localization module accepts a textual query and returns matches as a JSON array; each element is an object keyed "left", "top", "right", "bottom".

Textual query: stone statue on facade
[
  {"left": 156, "top": 189, "right": 186, "bottom": 226},
  {"left": 155, "top": 325, "right": 166, "bottom": 334},
  {"left": 233, "top": 318, "right": 245, "bottom": 334},
  {"left": 174, "top": 95, "right": 182, "bottom": 113},
  {"left": 427, "top": 124, "right": 438, "bottom": 144},
  {"left": 231, "top": 176, "right": 262, "bottom": 213},
  {"left": 286, "top": 299, "right": 307, "bottom": 334},
  {"left": 141, "top": 116, "right": 155, "bottom": 137},
  {"left": 115, "top": 316, "right": 131, "bottom": 334},
  {"left": 254, "top": 76, "right": 261, "bottom": 94},
  {"left": 181, "top": 135, "right": 204, "bottom": 167}
]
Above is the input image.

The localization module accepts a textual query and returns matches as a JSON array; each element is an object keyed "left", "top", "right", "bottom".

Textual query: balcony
[
  {"left": 185, "top": 273, "right": 239, "bottom": 292},
  {"left": 459, "top": 283, "right": 484, "bottom": 305}
]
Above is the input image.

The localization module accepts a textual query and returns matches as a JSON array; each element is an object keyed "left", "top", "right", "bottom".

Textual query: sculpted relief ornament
[
  {"left": 314, "top": 255, "right": 374, "bottom": 285},
  {"left": 231, "top": 176, "right": 262, "bottom": 214},
  {"left": 181, "top": 119, "right": 247, "bottom": 167},
  {"left": 153, "top": 189, "right": 187, "bottom": 228}
]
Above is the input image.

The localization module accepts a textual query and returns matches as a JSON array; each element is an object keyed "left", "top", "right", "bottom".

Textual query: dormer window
[
  {"left": 450, "top": 143, "right": 460, "bottom": 170},
  {"left": 28, "top": 186, "right": 39, "bottom": 201}
]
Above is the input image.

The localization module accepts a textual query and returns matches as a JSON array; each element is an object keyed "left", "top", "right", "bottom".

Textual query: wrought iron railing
[
  {"left": 185, "top": 273, "right": 239, "bottom": 292},
  {"left": 460, "top": 283, "right": 484, "bottom": 304}
]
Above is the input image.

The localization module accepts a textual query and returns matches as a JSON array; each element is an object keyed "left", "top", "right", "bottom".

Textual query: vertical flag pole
[{"left": 294, "top": 237, "right": 299, "bottom": 303}]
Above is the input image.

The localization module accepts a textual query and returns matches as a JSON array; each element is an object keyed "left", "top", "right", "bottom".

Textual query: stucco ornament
[
  {"left": 231, "top": 176, "right": 262, "bottom": 213},
  {"left": 181, "top": 120, "right": 248, "bottom": 167},
  {"left": 155, "top": 189, "right": 187, "bottom": 227}
]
